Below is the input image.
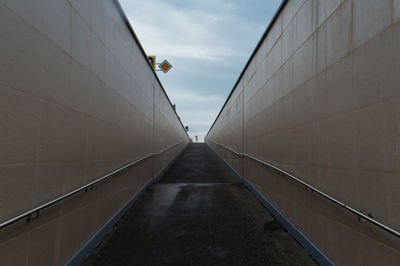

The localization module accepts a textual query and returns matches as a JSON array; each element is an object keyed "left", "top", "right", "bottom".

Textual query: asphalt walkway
[{"left": 83, "top": 143, "right": 316, "bottom": 265}]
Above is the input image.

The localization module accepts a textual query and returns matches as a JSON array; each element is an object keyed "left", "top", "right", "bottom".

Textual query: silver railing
[
  {"left": 209, "top": 140, "right": 400, "bottom": 239},
  {"left": 0, "top": 141, "right": 185, "bottom": 229}
]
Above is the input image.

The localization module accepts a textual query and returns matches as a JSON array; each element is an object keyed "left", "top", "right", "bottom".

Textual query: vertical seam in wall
[
  {"left": 24, "top": 234, "right": 30, "bottom": 266},
  {"left": 326, "top": 0, "right": 347, "bottom": 23},
  {"left": 350, "top": 0, "right": 354, "bottom": 51},
  {"left": 152, "top": 83, "right": 156, "bottom": 178},
  {"left": 69, "top": 0, "right": 72, "bottom": 59},
  {"left": 392, "top": 0, "right": 395, "bottom": 23},
  {"left": 242, "top": 83, "right": 245, "bottom": 177},
  {"left": 282, "top": 0, "right": 304, "bottom": 34},
  {"left": 33, "top": 98, "right": 44, "bottom": 207}
]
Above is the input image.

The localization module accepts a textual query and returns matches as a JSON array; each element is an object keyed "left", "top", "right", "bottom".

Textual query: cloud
[
  {"left": 119, "top": 0, "right": 282, "bottom": 141},
  {"left": 169, "top": 89, "right": 224, "bottom": 106},
  {"left": 120, "top": 0, "right": 257, "bottom": 62},
  {"left": 168, "top": 88, "right": 225, "bottom": 123}
]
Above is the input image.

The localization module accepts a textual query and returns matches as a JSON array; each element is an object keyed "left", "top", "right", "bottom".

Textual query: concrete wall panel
[
  {"left": 207, "top": 0, "right": 400, "bottom": 264},
  {"left": 353, "top": 0, "right": 392, "bottom": 48},
  {"left": 326, "top": 0, "right": 351, "bottom": 66},
  {"left": 395, "top": 0, "right": 400, "bottom": 22},
  {"left": 0, "top": 0, "right": 188, "bottom": 265}
]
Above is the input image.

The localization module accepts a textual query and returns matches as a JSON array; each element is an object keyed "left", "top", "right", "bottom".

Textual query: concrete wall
[
  {"left": 206, "top": 0, "right": 400, "bottom": 264},
  {"left": 0, "top": 0, "right": 188, "bottom": 265}
]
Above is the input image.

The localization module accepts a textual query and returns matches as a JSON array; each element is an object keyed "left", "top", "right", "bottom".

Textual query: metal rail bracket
[{"left": 26, "top": 211, "right": 39, "bottom": 223}]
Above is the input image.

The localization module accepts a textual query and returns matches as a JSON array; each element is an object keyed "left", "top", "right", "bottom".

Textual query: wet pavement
[{"left": 83, "top": 143, "right": 316, "bottom": 266}]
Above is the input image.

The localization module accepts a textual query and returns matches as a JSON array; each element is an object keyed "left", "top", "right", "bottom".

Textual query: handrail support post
[{"left": 26, "top": 211, "right": 39, "bottom": 223}]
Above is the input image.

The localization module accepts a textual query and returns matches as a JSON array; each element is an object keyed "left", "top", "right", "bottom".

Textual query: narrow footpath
[{"left": 83, "top": 143, "right": 316, "bottom": 265}]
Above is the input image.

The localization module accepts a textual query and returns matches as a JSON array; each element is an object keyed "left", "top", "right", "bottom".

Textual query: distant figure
[{"left": 195, "top": 136, "right": 198, "bottom": 142}]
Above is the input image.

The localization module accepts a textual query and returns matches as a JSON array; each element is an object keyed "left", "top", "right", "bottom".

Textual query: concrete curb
[
  {"left": 64, "top": 143, "right": 189, "bottom": 266},
  {"left": 206, "top": 143, "right": 335, "bottom": 266}
]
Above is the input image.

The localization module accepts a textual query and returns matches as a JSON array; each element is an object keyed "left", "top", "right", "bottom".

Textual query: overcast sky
[{"left": 120, "top": 0, "right": 282, "bottom": 141}]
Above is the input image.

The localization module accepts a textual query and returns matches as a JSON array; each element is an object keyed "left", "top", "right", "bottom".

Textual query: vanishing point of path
[{"left": 83, "top": 143, "right": 316, "bottom": 265}]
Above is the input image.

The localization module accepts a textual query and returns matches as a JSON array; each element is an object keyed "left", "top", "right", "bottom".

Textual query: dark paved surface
[{"left": 83, "top": 143, "right": 316, "bottom": 266}]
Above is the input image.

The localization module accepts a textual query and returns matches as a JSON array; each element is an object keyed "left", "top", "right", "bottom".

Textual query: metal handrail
[
  {"left": 210, "top": 141, "right": 400, "bottom": 239},
  {"left": 0, "top": 141, "right": 185, "bottom": 229}
]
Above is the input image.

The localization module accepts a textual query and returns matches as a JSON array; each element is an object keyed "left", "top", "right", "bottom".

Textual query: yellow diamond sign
[{"left": 158, "top": 59, "right": 172, "bottom": 73}]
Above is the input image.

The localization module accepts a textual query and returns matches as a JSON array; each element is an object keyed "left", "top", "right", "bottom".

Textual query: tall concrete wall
[
  {"left": 206, "top": 0, "right": 400, "bottom": 264},
  {"left": 0, "top": 0, "right": 188, "bottom": 265}
]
